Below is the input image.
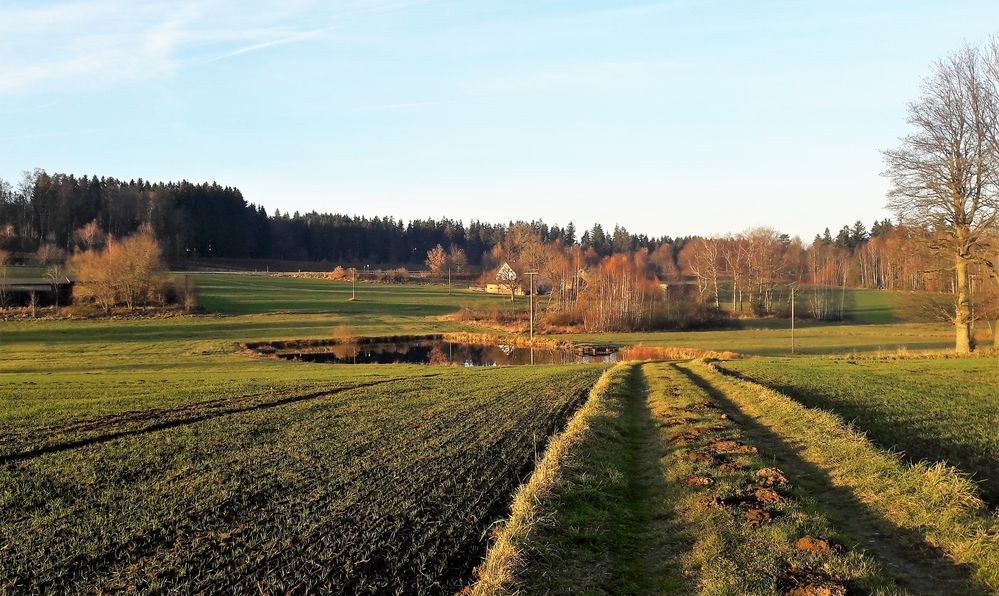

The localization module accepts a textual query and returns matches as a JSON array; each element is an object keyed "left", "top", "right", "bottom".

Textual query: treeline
[
  {"left": 0, "top": 170, "right": 672, "bottom": 265},
  {"left": 679, "top": 221, "right": 962, "bottom": 296},
  {"left": 675, "top": 221, "right": 982, "bottom": 321},
  {"left": 481, "top": 220, "right": 997, "bottom": 329},
  {"left": 809, "top": 220, "right": 943, "bottom": 291},
  {"left": 6, "top": 169, "right": 992, "bottom": 330}
]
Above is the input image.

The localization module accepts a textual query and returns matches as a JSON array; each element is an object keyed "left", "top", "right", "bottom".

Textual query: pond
[{"left": 257, "top": 338, "right": 619, "bottom": 366}]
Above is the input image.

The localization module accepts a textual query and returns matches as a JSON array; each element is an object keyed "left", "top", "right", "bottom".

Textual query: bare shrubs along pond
[{"left": 244, "top": 335, "right": 621, "bottom": 366}]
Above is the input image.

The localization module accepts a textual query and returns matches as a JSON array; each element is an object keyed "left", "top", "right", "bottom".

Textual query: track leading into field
[
  {"left": 664, "top": 363, "right": 985, "bottom": 594},
  {"left": 508, "top": 361, "right": 990, "bottom": 594}
]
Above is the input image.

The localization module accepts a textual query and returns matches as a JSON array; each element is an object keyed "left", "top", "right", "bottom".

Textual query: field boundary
[
  {"left": 617, "top": 344, "right": 742, "bottom": 360},
  {"left": 471, "top": 362, "right": 632, "bottom": 594}
]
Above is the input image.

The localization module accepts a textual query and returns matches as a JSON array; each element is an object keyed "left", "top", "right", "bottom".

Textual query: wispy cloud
[
  {"left": 0, "top": 0, "right": 193, "bottom": 93},
  {"left": 202, "top": 26, "right": 337, "bottom": 63},
  {"left": 0, "top": 0, "right": 429, "bottom": 95}
]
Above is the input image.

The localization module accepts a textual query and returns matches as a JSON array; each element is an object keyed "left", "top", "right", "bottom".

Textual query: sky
[{"left": 3, "top": 0, "right": 999, "bottom": 240}]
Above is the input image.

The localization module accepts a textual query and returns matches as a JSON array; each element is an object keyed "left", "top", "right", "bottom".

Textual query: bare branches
[
  {"left": 883, "top": 44, "right": 999, "bottom": 252},
  {"left": 883, "top": 41, "right": 999, "bottom": 352}
]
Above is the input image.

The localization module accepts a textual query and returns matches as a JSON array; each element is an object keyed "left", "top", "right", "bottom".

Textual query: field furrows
[
  {"left": 0, "top": 374, "right": 434, "bottom": 463},
  {"left": 0, "top": 366, "right": 604, "bottom": 593}
]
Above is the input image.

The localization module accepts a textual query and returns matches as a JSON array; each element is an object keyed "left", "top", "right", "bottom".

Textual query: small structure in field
[
  {"left": 484, "top": 262, "right": 524, "bottom": 298},
  {"left": 0, "top": 278, "right": 74, "bottom": 307}
]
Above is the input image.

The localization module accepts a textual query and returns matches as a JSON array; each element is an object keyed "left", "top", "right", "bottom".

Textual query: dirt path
[
  {"left": 637, "top": 362, "right": 902, "bottom": 594},
  {"left": 483, "top": 360, "right": 992, "bottom": 594},
  {"left": 621, "top": 365, "right": 697, "bottom": 593}
]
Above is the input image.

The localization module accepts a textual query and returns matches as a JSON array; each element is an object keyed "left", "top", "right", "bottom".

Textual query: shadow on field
[
  {"left": 716, "top": 366, "right": 999, "bottom": 508},
  {"left": 675, "top": 365, "right": 984, "bottom": 595},
  {"left": 627, "top": 367, "right": 698, "bottom": 593},
  {"left": 0, "top": 376, "right": 420, "bottom": 464}
]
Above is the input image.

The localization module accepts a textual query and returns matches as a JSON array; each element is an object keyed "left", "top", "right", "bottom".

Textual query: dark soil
[
  {"left": 757, "top": 467, "right": 790, "bottom": 488},
  {"left": 685, "top": 474, "right": 714, "bottom": 487},
  {"left": 794, "top": 536, "right": 844, "bottom": 556},
  {"left": 782, "top": 568, "right": 849, "bottom": 596}
]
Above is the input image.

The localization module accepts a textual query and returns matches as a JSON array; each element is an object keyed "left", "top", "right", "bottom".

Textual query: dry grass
[
  {"left": 840, "top": 346, "right": 999, "bottom": 361},
  {"left": 441, "top": 331, "right": 570, "bottom": 349},
  {"left": 618, "top": 344, "right": 742, "bottom": 361},
  {"left": 472, "top": 363, "right": 631, "bottom": 594}
]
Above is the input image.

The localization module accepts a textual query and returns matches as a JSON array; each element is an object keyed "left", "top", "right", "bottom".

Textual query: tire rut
[{"left": 0, "top": 376, "right": 433, "bottom": 465}]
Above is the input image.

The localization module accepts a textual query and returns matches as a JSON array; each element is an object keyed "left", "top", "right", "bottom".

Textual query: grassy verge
[
  {"left": 643, "top": 362, "right": 895, "bottom": 595},
  {"left": 699, "top": 360, "right": 999, "bottom": 592},
  {"left": 719, "top": 356, "right": 999, "bottom": 506},
  {"left": 473, "top": 362, "right": 685, "bottom": 594},
  {"left": 471, "top": 363, "right": 624, "bottom": 593}
]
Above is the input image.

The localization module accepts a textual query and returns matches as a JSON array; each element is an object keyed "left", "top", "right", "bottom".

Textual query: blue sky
[{"left": 2, "top": 1, "right": 998, "bottom": 239}]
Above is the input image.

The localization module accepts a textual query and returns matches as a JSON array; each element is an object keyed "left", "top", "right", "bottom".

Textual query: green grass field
[
  {"left": 0, "top": 364, "right": 604, "bottom": 592},
  {"left": 189, "top": 273, "right": 511, "bottom": 315},
  {"left": 719, "top": 357, "right": 999, "bottom": 505},
  {"left": 847, "top": 289, "right": 903, "bottom": 324},
  {"left": 4, "top": 272, "right": 998, "bottom": 592},
  {"left": 187, "top": 273, "right": 980, "bottom": 356}
]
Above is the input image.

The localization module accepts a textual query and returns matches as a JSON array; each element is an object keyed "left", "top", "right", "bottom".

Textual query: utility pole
[
  {"left": 790, "top": 285, "right": 796, "bottom": 355},
  {"left": 351, "top": 269, "right": 356, "bottom": 301},
  {"left": 448, "top": 267, "right": 451, "bottom": 296},
  {"left": 526, "top": 272, "right": 539, "bottom": 340}
]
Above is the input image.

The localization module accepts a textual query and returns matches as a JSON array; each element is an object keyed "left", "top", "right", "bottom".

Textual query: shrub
[
  {"left": 69, "top": 227, "right": 168, "bottom": 311},
  {"left": 34, "top": 243, "right": 66, "bottom": 266}
]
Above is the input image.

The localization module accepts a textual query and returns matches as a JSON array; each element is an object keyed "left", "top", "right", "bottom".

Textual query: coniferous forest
[{"left": 0, "top": 170, "right": 671, "bottom": 265}]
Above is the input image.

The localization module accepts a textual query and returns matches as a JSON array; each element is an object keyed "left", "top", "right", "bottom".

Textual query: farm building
[
  {"left": 483, "top": 283, "right": 525, "bottom": 296},
  {"left": 480, "top": 262, "right": 554, "bottom": 296},
  {"left": 482, "top": 262, "right": 524, "bottom": 296},
  {"left": 0, "top": 278, "right": 74, "bottom": 308}
]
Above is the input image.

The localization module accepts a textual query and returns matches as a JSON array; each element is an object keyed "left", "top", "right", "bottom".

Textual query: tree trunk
[{"left": 954, "top": 255, "right": 974, "bottom": 353}]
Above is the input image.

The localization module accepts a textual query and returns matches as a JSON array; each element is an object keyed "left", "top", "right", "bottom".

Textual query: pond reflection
[{"left": 277, "top": 339, "right": 618, "bottom": 366}]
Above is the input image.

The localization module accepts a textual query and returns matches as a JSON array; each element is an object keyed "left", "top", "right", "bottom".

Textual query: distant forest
[
  {"left": 4, "top": 169, "right": 988, "bottom": 328},
  {"left": 0, "top": 170, "right": 673, "bottom": 265}
]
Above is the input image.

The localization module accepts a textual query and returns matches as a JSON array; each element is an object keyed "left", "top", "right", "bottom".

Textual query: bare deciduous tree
[
  {"left": 34, "top": 243, "right": 66, "bottom": 267},
  {"left": 69, "top": 226, "right": 167, "bottom": 312},
  {"left": 883, "top": 44, "right": 999, "bottom": 352},
  {"left": 73, "top": 219, "right": 104, "bottom": 250},
  {"left": 447, "top": 245, "right": 467, "bottom": 273}
]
